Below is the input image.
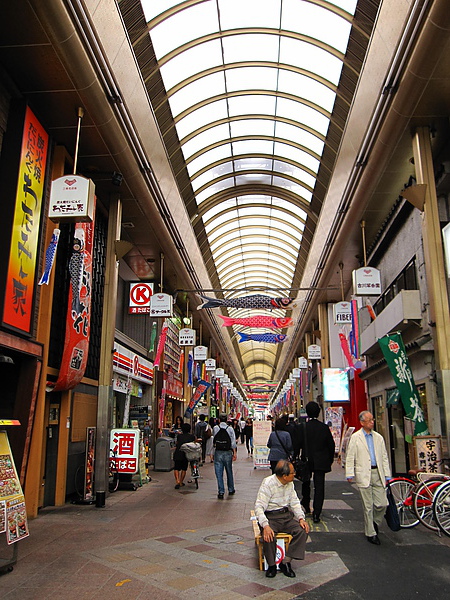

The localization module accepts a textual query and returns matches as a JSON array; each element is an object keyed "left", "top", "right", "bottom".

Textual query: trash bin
[{"left": 154, "top": 436, "right": 175, "bottom": 471}]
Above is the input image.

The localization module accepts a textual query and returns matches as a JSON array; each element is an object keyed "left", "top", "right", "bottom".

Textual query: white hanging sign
[
  {"left": 49, "top": 175, "right": 96, "bottom": 222},
  {"left": 179, "top": 328, "right": 196, "bottom": 346},
  {"left": 352, "top": 267, "right": 381, "bottom": 296},
  {"left": 308, "top": 344, "right": 322, "bottom": 360},
  {"left": 298, "top": 356, "right": 308, "bottom": 369},
  {"left": 150, "top": 293, "right": 173, "bottom": 317},
  {"left": 215, "top": 368, "right": 225, "bottom": 378},
  {"left": 292, "top": 368, "right": 301, "bottom": 378},
  {"left": 205, "top": 358, "right": 216, "bottom": 371},
  {"left": 194, "top": 345, "right": 208, "bottom": 360},
  {"left": 333, "top": 301, "right": 352, "bottom": 324}
]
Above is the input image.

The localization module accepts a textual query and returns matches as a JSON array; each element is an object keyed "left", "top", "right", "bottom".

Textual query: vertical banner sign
[
  {"left": 83, "top": 427, "right": 95, "bottom": 502},
  {"left": 3, "top": 106, "right": 49, "bottom": 334},
  {"left": 184, "top": 379, "right": 211, "bottom": 418},
  {"left": 153, "top": 321, "right": 169, "bottom": 368},
  {"left": 378, "top": 332, "right": 429, "bottom": 439},
  {"left": 51, "top": 218, "right": 96, "bottom": 391}
]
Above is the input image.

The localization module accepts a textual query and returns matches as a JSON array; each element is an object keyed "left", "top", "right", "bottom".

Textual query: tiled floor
[{"left": 1, "top": 449, "right": 449, "bottom": 599}]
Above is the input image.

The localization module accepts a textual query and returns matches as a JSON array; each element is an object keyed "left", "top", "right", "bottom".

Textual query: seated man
[{"left": 254, "top": 459, "right": 310, "bottom": 578}]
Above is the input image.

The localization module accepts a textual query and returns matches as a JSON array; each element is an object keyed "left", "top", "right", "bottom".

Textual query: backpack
[{"left": 214, "top": 426, "right": 232, "bottom": 451}]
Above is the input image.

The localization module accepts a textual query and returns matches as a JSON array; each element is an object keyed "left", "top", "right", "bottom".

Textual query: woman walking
[
  {"left": 244, "top": 418, "right": 253, "bottom": 456},
  {"left": 267, "top": 418, "right": 293, "bottom": 473}
]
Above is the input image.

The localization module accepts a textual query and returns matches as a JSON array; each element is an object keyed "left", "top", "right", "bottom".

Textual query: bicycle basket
[{"left": 180, "top": 442, "right": 202, "bottom": 461}]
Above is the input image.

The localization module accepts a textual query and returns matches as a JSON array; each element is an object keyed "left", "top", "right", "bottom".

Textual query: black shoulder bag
[{"left": 293, "top": 423, "right": 310, "bottom": 483}]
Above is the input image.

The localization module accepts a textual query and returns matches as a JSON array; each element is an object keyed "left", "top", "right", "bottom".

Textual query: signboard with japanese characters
[
  {"left": 49, "top": 174, "right": 95, "bottom": 222},
  {"left": 194, "top": 345, "right": 208, "bottom": 360},
  {"left": 333, "top": 301, "right": 352, "bottom": 324},
  {"left": 205, "top": 358, "right": 216, "bottom": 371},
  {"left": 129, "top": 282, "right": 154, "bottom": 314},
  {"left": 298, "top": 356, "right": 308, "bottom": 369},
  {"left": 150, "top": 293, "right": 173, "bottom": 317},
  {"left": 352, "top": 266, "right": 381, "bottom": 296},
  {"left": 414, "top": 436, "right": 444, "bottom": 473},
  {"left": 179, "top": 328, "right": 196, "bottom": 346},
  {"left": 307, "top": 344, "right": 321, "bottom": 360},
  {"left": 110, "top": 429, "right": 139, "bottom": 474}
]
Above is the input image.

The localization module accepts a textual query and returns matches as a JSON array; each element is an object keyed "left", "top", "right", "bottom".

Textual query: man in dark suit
[{"left": 299, "top": 401, "right": 335, "bottom": 523}]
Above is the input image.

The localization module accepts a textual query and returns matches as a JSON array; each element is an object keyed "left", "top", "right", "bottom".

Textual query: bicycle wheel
[
  {"left": 432, "top": 480, "right": 450, "bottom": 536},
  {"left": 387, "top": 478, "right": 419, "bottom": 528},
  {"left": 412, "top": 477, "right": 446, "bottom": 531}
]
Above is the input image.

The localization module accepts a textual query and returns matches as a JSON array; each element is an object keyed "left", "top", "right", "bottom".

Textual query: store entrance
[{"left": 387, "top": 400, "right": 409, "bottom": 475}]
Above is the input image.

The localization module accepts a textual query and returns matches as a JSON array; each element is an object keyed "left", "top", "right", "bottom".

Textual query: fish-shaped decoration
[
  {"left": 69, "top": 228, "right": 86, "bottom": 317},
  {"left": 237, "top": 332, "right": 288, "bottom": 344},
  {"left": 218, "top": 314, "right": 293, "bottom": 329},
  {"left": 197, "top": 294, "right": 295, "bottom": 310},
  {"left": 38, "top": 228, "right": 60, "bottom": 285}
]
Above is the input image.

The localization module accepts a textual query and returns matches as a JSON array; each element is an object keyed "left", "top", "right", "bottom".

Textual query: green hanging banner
[{"left": 378, "top": 332, "right": 429, "bottom": 440}]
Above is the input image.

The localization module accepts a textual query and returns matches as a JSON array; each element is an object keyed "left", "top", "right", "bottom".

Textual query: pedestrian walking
[
  {"left": 299, "top": 401, "right": 335, "bottom": 522},
  {"left": 194, "top": 414, "right": 208, "bottom": 464},
  {"left": 345, "top": 410, "right": 391, "bottom": 545},
  {"left": 267, "top": 418, "right": 293, "bottom": 473},
  {"left": 244, "top": 418, "right": 253, "bottom": 455},
  {"left": 213, "top": 414, "right": 237, "bottom": 499}
]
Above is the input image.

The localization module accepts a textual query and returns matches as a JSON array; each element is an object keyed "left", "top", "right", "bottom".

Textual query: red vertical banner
[
  {"left": 50, "top": 218, "right": 95, "bottom": 391},
  {"left": 2, "top": 106, "right": 49, "bottom": 334}
]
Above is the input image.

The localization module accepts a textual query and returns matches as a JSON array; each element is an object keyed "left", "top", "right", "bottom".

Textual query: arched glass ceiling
[{"left": 141, "top": 0, "right": 358, "bottom": 392}]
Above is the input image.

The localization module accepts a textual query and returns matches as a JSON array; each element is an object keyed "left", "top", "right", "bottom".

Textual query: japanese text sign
[{"left": 110, "top": 429, "right": 139, "bottom": 474}]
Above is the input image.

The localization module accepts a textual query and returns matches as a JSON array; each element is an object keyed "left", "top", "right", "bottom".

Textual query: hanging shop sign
[
  {"left": 164, "top": 368, "right": 183, "bottom": 399},
  {"left": 333, "top": 301, "right": 352, "bottom": 324},
  {"left": 129, "top": 282, "right": 154, "bottom": 314},
  {"left": 179, "top": 328, "right": 196, "bottom": 346},
  {"left": 292, "top": 368, "right": 301, "bottom": 378},
  {"left": 194, "top": 345, "right": 208, "bottom": 360},
  {"left": 378, "top": 332, "right": 429, "bottom": 439},
  {"left": 307, "top": 344, "right": 321, "bottom": 360},
  {"left": 414, "top": 436, "right": 444, "bottom": 473},
  {"left": 2, "top": 104, "right": 49, "bottom": 335},
  {"left": 112, "top": 342, "right": 153, "bottom": 385},
  {"left": 205, "top": 358, "right": 216, "bottom": 371},
  {"left": 150, "top": 293, "right": 173, "bottom": 317},
  {"left": 352, "top": 266, "right": 381, "bottom": 296},
  {"left": 49, "top": 174, "right": 95, "bottom": 222},
  {"left": 215, "top": 368, "right": 225, "bottom": 378},
  {"left": 110, "top": 429, "right": 139, "bottom": 474},
  {"left": 298, "top": 356, "right": 308, "bottom": 369},
  {"left": 49, "top": 219, "right": 95, "bottom": 392}
]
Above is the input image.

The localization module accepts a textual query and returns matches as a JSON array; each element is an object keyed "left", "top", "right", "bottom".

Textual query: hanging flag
[
  {"left": 378, "top": 332, "right": 429, "bottom": 439},
  {"left": 38, "top": 228, "right": 60, "bottom": 285},
  {"left": 197, "top": 294, "right": 295, "bottom": 310},
  {"left": 177, "top": 349, "right": 185, "bottom": 375},
  {"left": 218, "top": 315, "right": 294, "bottom": 328},
  {"left": 49, "top": 220, "right": 95, "bottom": 392},
  {"left": 149, "top": 321, "right": 157, "bottom": 353},
  {"left": 153, "top": 321, "right": 168, "bottom": 368},
  {"left": 366, "top": 299, "right": 377, "bottom": 321},
  {"left": 184, "top": 380, "right": 211, "bottom": 417},
  {"left": 339, "top": 332, "right": 355, "bottom": 368},
  {"left": 237, "top": 332, "right": 288, "bottom": 344},
  {"left": 187, "top": 351, "right": 194, "bottom": 386},
  {"left": 350, "top": 299, "right": 360, "bottom": 357}
]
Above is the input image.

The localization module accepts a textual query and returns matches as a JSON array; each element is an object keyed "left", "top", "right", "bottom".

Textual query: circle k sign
[{"left": 129, "top": 282, "right": 154, "bottom": 314}]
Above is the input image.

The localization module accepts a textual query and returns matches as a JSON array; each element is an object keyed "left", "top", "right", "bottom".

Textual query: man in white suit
[{"left": 345, "top": 411, "right": 391, "bottom": 545}]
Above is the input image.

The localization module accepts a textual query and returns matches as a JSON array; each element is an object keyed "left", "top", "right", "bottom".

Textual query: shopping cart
[{"left": 180, "top": 442, "right": 202, "bottom": 489}]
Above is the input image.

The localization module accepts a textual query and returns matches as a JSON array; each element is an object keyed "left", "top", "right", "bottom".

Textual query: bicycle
[
  {"left": 411, "top": 472, "right": 450, "bottom": 532},
  {"left": 432, "top": 478, "right": 450, "bottom": 536},
  {"left": 386, "top": 477, "right": 419, "bottom": 528},
  {"left": 180, "top": 441, "right": 202, "bottom": 489}
]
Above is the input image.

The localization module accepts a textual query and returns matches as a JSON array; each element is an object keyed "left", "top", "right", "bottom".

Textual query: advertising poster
[
  {"left": 253, "top": 420, "right": 272, "bottom": 446},
  {"left": 0, "top": 431, "right": 29, "bottom": 544},
  {"left": 325, "top": 406, "right": 343, "bottom": 454}
]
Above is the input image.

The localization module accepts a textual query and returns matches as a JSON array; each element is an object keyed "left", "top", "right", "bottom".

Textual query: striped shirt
[{"left": 254, "top": 474, "right": 305, "bottom": 528}]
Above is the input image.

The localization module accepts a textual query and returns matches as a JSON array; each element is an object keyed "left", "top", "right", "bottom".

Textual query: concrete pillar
[
  {"left": 94, "top": 194, "right": 122, "bottom": 499},
  {"left": 412, "top": 127, "right": 450, "bottom": 442}
]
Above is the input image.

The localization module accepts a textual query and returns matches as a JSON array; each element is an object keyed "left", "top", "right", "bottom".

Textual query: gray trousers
[
  {"left": 358, "top": 469, "right": 388, "bottom": 536},
  {"left": 262, "top": 511, "right": 307, "bottom": 567}
]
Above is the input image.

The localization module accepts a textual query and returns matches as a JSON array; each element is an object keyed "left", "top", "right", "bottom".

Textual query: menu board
[{"left": 0, "top": 431, "right": 29, "bottom": 544}]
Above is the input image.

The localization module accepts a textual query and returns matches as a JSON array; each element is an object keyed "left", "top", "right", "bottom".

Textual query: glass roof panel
[
  {"left": 228, "top": 94, "right": 277, "bottom": 117},
  {"left": 274, "top": 122, "right": 324, "bottom": 155},
  {"left": 232, "top": 139, "right": 274, "bottom": 156},
  {"left": 273, "top": 161, "right": 316, "bottom": 189},
  {"left": 168, "top": 73, "right": 226, "bottom": 117},
  {"left": 176, "top": 100, "right": 229, "bottom": 140},
  {"left": 273, "top": 142, "right": 320, "bottom": 172},
  {"left": 225, "top": 66, "right": 279, "bottom": 92},
  {"left": 279, "top": 38, "right": 343, "bottom": 85},
  {"left": 230, "top": 119, "right": 275, "bottom": 138},
  {"left": 235, "top": 173, "right": 272, "bottom": 187},
  {"left": 187, "top": 144, "right": 232, "bottom": 178},
  {"left": 160, "top": 39, "right": 223, "bottom": 90},
  {"left": 276, "top": 98, "right": 330, "bottom": 135},
  {"left": 181, "top": 123, "right": 230, "bottom": 159},
  {"left": 218, "top": 0, "right": 281, "bottom": 28},
  {"left": 195, "top": 177, "right": 236, "bottom": 205},
  {"left": 222, "top": 34, "right": 280, "bottom": 63},
  {"left": 277, "top": 70, "right": 336, "bottom": 112},
  {"left": 192, "top": 162, "right": 235, "bottom": 191}
]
